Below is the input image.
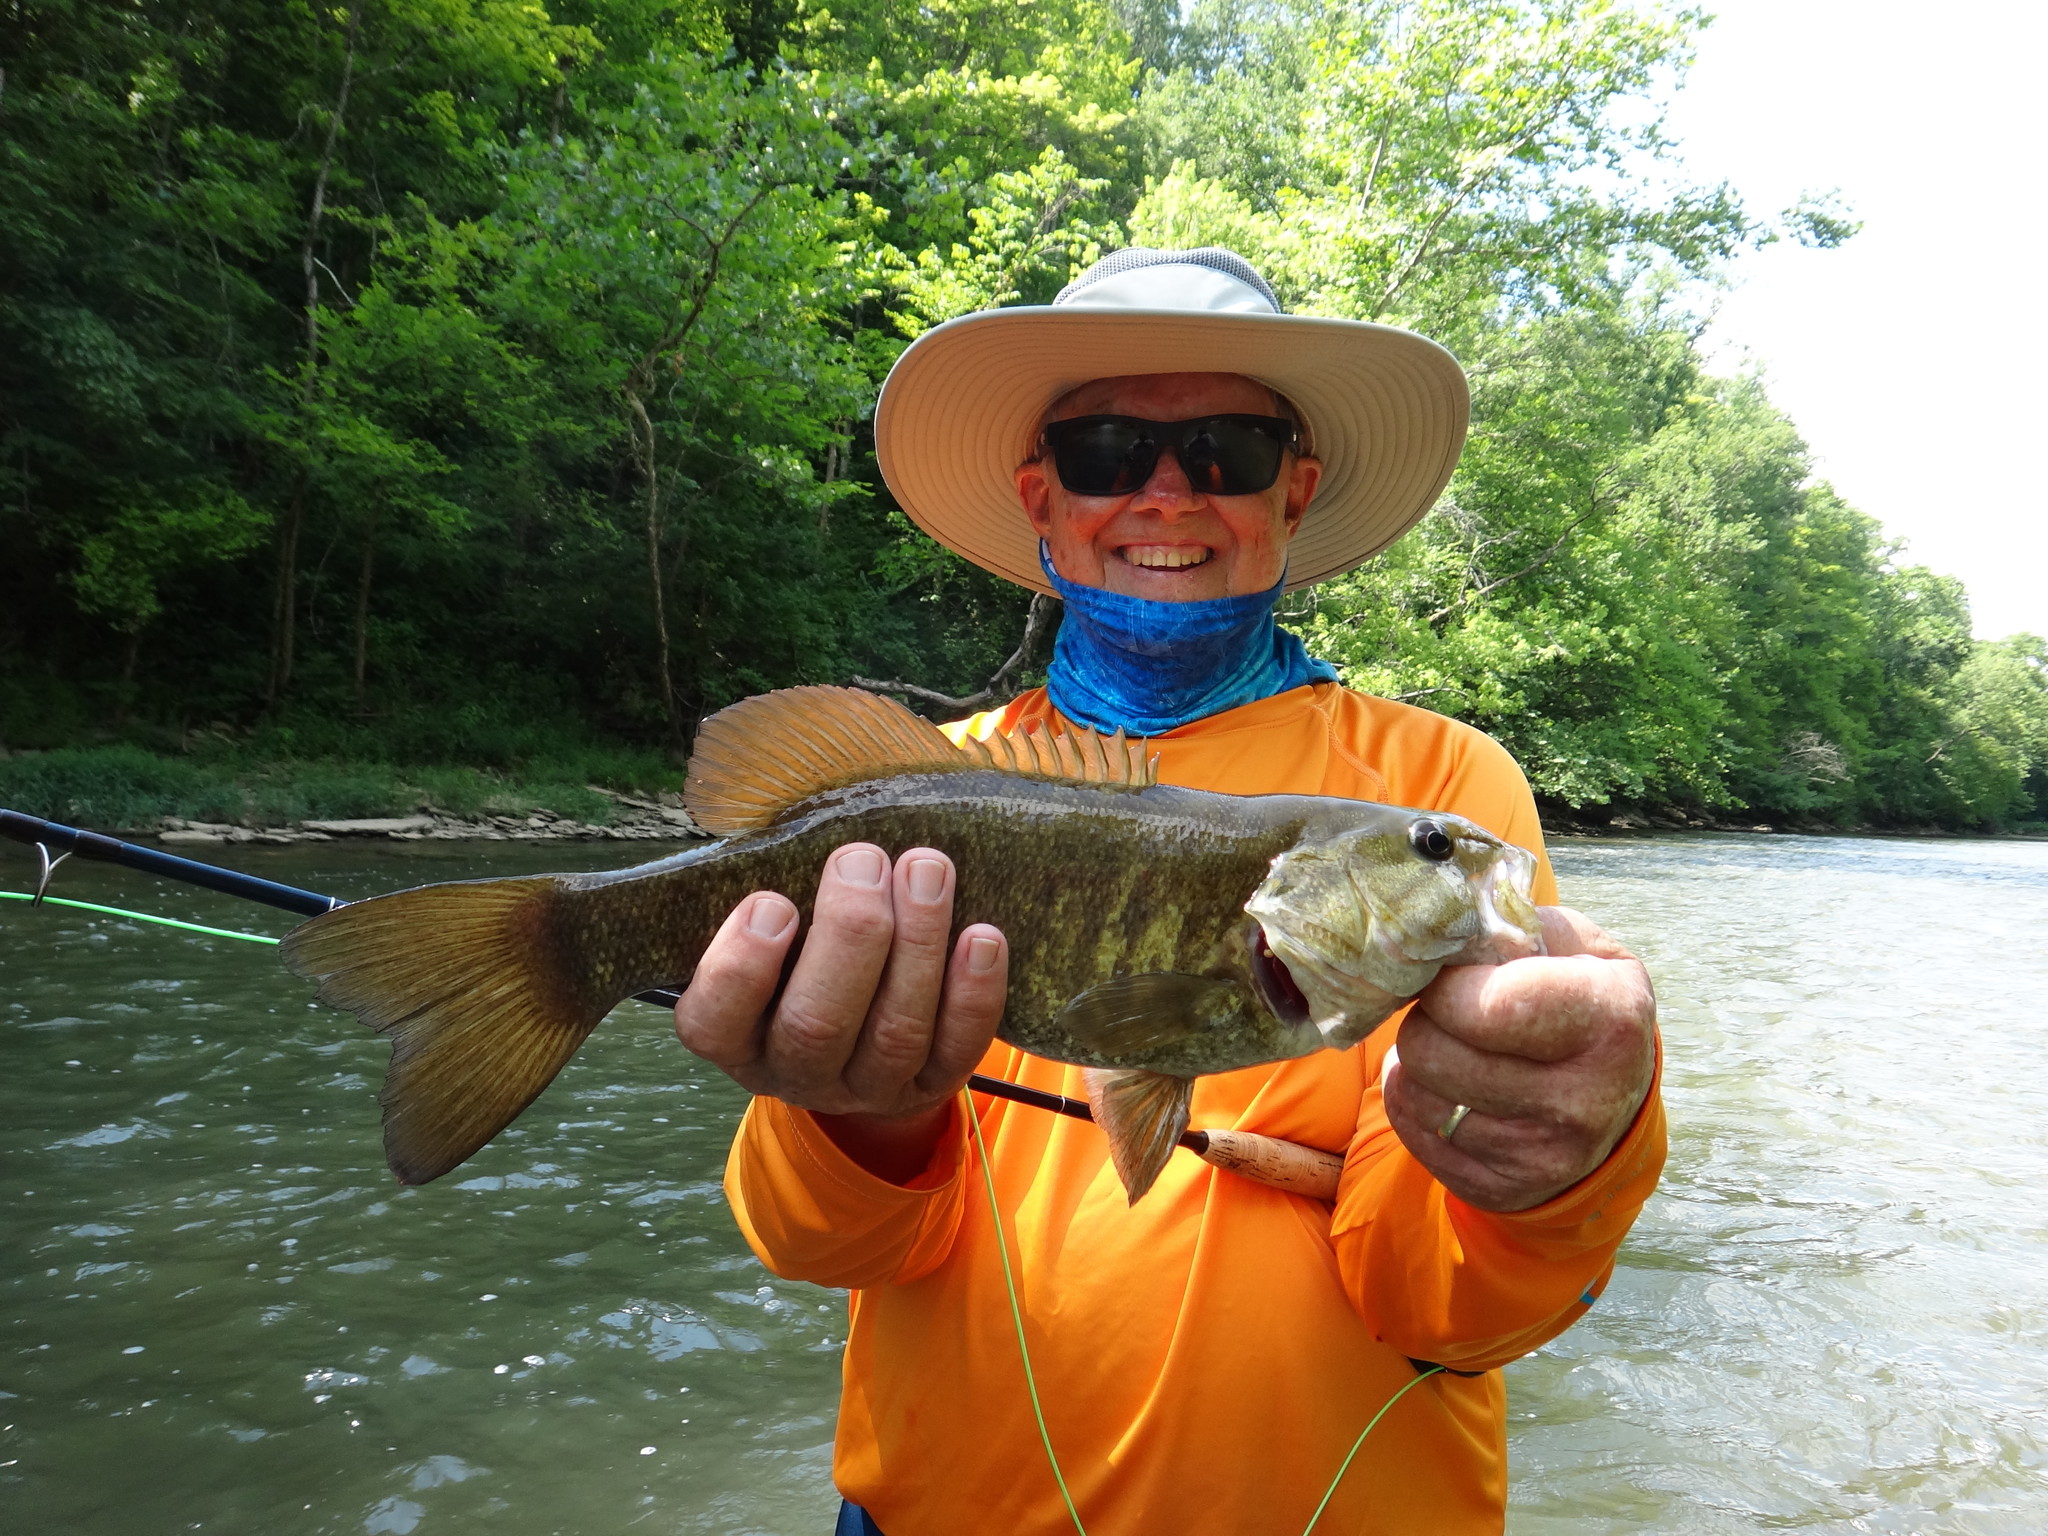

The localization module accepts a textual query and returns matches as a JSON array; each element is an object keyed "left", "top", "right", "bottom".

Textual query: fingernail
[
  {"left": 907, "top": 856, "right": 946, "bottom": 904},
  {"left": 747, "top": 895, "right": 794, "bottom": 938},
  {"left": 837, "top": 847, "right": 885, "bottom": 887},
  {"left": 966, "top": 935, "right": 1001, "bottom": 974}
]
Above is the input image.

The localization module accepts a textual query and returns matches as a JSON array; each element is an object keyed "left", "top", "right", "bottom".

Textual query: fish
[{"left": 280, "top": 686, "right": 1544, "bottom": 1201}]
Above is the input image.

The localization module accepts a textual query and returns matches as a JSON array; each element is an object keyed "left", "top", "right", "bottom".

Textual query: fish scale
[{"left": 549, "top": 776, "right": 1295, "bottom": 1051}]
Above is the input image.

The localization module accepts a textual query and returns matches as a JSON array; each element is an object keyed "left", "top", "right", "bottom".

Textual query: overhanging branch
[{"left": 851, "top": 592, "right": 1058, "bottom": 715}]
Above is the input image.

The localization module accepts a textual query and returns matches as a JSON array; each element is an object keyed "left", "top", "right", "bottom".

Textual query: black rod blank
[{"left": 1, "top": 809, "right": 339, "bottom": 917}]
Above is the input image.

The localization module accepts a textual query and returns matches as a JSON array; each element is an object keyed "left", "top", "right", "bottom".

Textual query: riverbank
[
  {"left": 0, "top": 743, "right": 694, "bottom": 842},
  {"left": 151, "top": 791, "right": 704, "bottom": 846},
  {"left": 1536, "top": 798, "right": 2048, "bottom": 840},
  {"left": 7, "top": 743, "right": 2041, "bottom": 846},
  {"left": 149, "top": 791, "right": 704, "bottom": 846}
]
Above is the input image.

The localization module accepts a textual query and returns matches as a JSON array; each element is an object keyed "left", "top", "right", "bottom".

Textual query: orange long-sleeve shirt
[{"left": 725, "top": 682, "right": 1665, "bottom": 1535}]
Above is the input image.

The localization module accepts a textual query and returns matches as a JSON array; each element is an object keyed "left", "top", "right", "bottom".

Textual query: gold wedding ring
[{"left": 1437, "top": 1103, "right": 1472, "bottom": 1141}]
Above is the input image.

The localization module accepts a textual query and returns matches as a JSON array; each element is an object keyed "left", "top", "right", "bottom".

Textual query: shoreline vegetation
[
  {"left": 0, "top": 741, "right": 697, "bottom": 844},
  {"left": 4, "top": 742, "right": 2039, "bottom": 850},
  {"left": 8, "top": 1, "right": 2048, "bottom": 835}
]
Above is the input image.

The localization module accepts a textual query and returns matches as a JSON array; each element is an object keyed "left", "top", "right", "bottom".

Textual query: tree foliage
[{"left": 2, "top": 0, "right": 2041, "bottom": 827}]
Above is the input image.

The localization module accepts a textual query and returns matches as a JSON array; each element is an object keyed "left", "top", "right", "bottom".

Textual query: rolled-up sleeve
[
  {"left": 1329, "top": 1041, "right": 1666, "bottom": 1371},
  {"left": 724, "top": 1096, "right": 973, "bottom": 1291}
]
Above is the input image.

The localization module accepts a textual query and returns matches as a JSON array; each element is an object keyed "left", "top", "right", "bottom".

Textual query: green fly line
[
  {"left": 967, "top": 1096, "right": 1092, "bottom": 1536},
  {"left": 1297, "top": 1364, "right": 1445, "bottom": 1535},
  {"left": 1, "top": 889, "right": 284, "bottom": 944},
  {"left": 965, "top": 1089, "right": 1446, "bottom": 1536},
  {"left": 8, "top": 887, "right": 1443, "bottom": 1530}
]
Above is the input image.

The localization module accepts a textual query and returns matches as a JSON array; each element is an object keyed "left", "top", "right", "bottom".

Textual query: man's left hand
[{"left": 1383, "top": 906, "right": 1657, "bottom": 1213}]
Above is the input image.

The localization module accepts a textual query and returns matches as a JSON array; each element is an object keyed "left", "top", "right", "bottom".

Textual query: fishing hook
[{"left": 32, "top": 842, "right": 70, "bottom": 907}]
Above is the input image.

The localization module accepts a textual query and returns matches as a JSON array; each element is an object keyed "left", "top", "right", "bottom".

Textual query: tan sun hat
[{"left": 873, "top": 247, "right": 1470, "bottom": 595}]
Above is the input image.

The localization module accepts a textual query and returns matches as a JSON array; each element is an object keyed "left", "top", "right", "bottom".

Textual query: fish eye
[{"left": 1409, "top": 820, "right": 1455, "bottom": 862}]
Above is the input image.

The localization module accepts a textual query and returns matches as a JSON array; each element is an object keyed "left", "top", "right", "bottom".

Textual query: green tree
[
  {"left": 3, "top": 0, "right": 2033, "bottom": 835},
  {"left": 496, "top": 57, "right": 875, "bottom": 750}
]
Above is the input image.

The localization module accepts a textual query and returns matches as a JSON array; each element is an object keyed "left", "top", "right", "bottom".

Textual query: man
[{"left": 673, "top": 249, "right": 1662, "bottom": 1534}]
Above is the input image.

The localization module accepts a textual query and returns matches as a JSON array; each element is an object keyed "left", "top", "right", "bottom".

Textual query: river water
[{"left": 2, "top": 833, "right": 2044, "bottom": 1532}]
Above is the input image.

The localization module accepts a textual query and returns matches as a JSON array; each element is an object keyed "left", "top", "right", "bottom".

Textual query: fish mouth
[
  {"left": 1250, "top": 925, "right": 1312, "bottom": 1025},
  {"left": 1117, "top": 543, "right": 1214, "bottom": 571},
  {"left": 1441, "top": 842, "right": 1545, "bottom": 965}
]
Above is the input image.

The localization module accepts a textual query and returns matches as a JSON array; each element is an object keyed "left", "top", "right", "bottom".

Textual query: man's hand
[
  {"left": 672, "top": 843, "right": 1007, "bottom": 1183},
  {"left": 1384, "top": 907, "right": 1657, "bottom": 1213}
]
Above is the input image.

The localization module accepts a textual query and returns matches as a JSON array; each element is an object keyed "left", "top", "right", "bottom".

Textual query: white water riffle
[{"left": 1, "top": 834, "right": 2044, "bottom": 1532}]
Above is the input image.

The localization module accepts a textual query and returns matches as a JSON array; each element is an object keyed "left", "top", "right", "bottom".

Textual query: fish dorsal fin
[
  {"left": 683, "top": 685, "right": 1157, "bottom": 836},
  {"left": 968, "top": 714, "right": 1157, "bottom": 791}
]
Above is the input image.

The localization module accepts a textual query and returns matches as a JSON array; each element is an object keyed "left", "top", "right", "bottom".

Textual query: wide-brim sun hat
[{"left": 874, "top": 247, "right": 1471, "bottom": 595}]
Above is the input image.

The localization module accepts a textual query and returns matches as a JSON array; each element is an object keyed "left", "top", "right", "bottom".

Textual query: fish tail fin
[
  {"left": 279, "top": 877, "right": 603, "bottom": 1186},
  {"left": 1081, "top": 1067, "right": 1195, "bottom": 1204}
]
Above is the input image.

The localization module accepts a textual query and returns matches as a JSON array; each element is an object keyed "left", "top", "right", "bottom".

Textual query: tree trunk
[
  {"left": 112, "top": 627, "right": 143, "bottom": 726},
  {"left": 301, "top": 0, "right": 363, "bottom": 370},
  {"left": 627, "top": 387, "right": 684, "bottom": 759},
  {"left": 819, "top": 419, "right": 850, "bottom": 534},
  {"left": 270, "top": 0, "right": 359, "bottom": 717},
  {"left": 265, "top": 488, "right": 304, "bottom": 708},
  {"left": 350, "top": 510, "right": 377, "bottom": 711}
]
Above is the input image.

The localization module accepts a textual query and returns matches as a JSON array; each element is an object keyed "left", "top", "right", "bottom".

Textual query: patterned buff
[{"left": 1039, "top": 543, "right": 1338, "bottom": 736}]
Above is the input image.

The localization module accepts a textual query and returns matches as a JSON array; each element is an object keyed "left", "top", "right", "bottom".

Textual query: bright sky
[{"left": 1659, "top": 0, "right": 2047, "bottom": 640}]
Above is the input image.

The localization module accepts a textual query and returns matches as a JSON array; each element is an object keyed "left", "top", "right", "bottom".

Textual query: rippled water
[
  {"left": 1514, "top": 835, "right": 2048, "bottom": 1534},
  {"left": 0, "top": 841, "right": 838, "bottom": 1535},
  {"left": 2, "top": 834, "right": 2045, "bottom": 1533}
]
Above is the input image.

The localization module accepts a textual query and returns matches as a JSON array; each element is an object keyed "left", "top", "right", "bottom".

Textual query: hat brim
[{"left": 874, "top": 307, "right": 1470, "bottom": 594}]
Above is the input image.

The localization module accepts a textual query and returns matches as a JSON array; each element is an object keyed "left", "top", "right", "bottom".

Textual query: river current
[{"left": 2, "top": 833, "right": 2044, "bottom": 1532}]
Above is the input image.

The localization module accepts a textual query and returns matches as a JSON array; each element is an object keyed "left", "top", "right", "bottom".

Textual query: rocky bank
[{"left": 154, "top": 789, "right": 708, "bottom": 846}]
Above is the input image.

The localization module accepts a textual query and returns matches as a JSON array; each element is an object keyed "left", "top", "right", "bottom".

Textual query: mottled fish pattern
[{"left": 282, "top": 687, "right": 1542, "bottom": 1199}]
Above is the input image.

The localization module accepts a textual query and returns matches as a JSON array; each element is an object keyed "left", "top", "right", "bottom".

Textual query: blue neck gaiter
[{"left": 1039, "top": 543, "right": 1338, "bottom": 736}]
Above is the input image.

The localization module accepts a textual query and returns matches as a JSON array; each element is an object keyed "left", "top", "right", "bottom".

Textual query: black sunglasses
[{"left": 1040, "top": 414, "right": 1298, "bottom": 498}]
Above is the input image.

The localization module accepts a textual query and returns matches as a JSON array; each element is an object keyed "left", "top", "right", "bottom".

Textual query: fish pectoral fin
[
  {"left": 279, "top": 878, "right": 604, "bottom": 1185},
  {"left": 1082, "top": 1067, "right": 1195, "bottom": 1205},
  {"left": 1056, "top": 972, "right": 1237, "bottom": 1056}
]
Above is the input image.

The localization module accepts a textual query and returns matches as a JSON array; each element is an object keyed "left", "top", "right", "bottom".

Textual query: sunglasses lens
[
  {"left": 1182, "top": 420, "right": 1287, "bottom": 495},
  {"left": 1045, "top": 416, "right": 1293, "bottom": 497},
  {"left": 1050, "top": 420, "right": 1158, "bottom": 496}
]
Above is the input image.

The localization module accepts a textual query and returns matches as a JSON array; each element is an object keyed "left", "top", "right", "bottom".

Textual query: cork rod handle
[{"left": 1185, "top": 1128, "right": 1344, "bottom": 1201}]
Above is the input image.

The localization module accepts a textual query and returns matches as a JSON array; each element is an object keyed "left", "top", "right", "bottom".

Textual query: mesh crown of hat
[{"left": 1055, "top": 247, "right": 1286, "bottom": 314}]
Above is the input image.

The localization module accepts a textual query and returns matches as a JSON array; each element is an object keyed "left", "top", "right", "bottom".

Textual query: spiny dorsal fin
[{"left": 683, "top": 685, "right": 1157, "bottom": 837}]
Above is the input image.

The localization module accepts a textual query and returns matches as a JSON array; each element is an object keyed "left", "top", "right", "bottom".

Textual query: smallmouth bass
[{"left": 281, "top": 686, "right": 1543, "bottom": 1200}]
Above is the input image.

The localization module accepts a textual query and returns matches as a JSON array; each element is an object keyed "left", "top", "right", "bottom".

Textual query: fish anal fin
[
  {"left": 280, "top": 877, "right": 605, "bottom": 1185},
  {"left": 684, "top": 686, "right": 1157, "bottom": 836},
  {"left": 1057, "top": 972, "right": 1238, "bottom": 1056},
  {"left": 1082, "top": 1068, "right": 1195, "bottom": 1204}
]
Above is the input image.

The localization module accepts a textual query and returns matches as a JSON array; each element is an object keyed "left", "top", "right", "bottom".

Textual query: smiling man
[
  {"left": 672, "top": 249, "right": 1664, "bottom": 1535},
  {"left": 1021, "top": 372, "right": 1319, "bottom": 599}
]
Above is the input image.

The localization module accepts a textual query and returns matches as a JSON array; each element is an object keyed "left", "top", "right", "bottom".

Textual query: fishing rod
[
  {"left": 3, "top": 808, "right": 342, "bottom": 917},
  {"left": 1, "top": 808, "right": 1344, "bottom": 1197}
]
